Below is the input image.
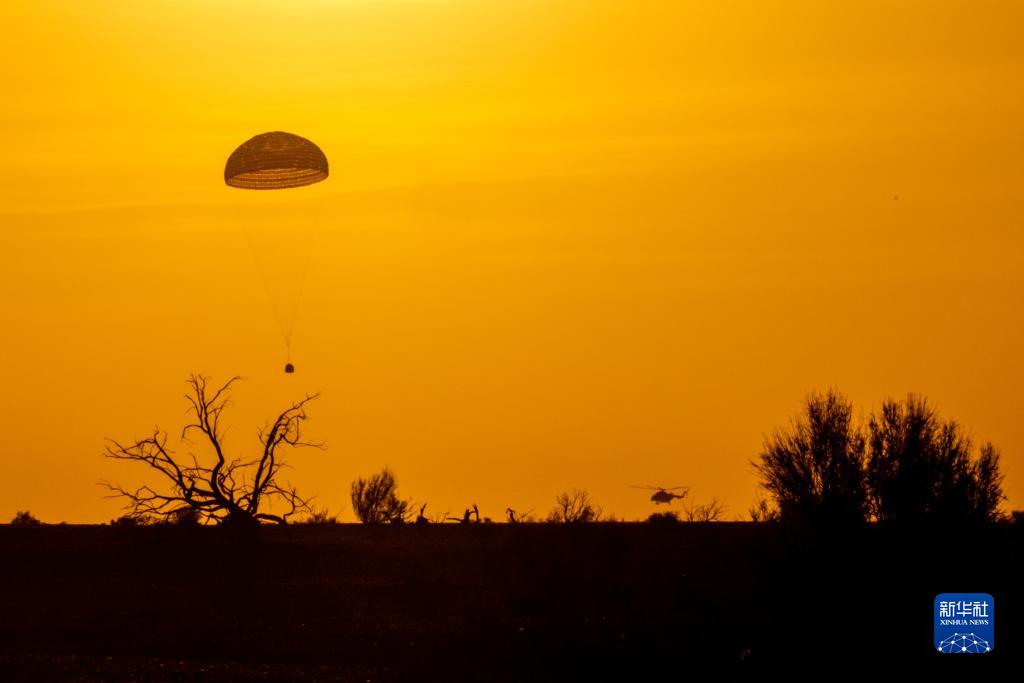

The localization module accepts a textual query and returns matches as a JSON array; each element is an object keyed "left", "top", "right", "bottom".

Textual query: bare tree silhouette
[
  {"left": 506, "top": 507, "right": 535, "bottom": 523},
  {"left": 446, "top": 504, "right": 481, "bottom": 524},
  {"left": 753, "top": 389, "right": 869, "bottom": 526},
  {"left": 683, "top": 498, "right": 726, "bottom": 522},
  {"left": 103, "top": 374, "right": 321, "bottom": 526},
  {"left": 350, "top": 467, "right": 411, "bottom": 524},
  {"left": 867, "top": 394, "right": 1005, "bottom": 525},
  {"left": 415, "top": 503, "right": 430, "bottom": 525},
  {"left": 546, "top": 489, "right": 602, "bottom": 523}
]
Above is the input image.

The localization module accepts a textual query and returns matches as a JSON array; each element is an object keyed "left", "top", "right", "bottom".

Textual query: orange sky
[{"left": 1, "top": 0, "right": 1022, "bottom": 522}]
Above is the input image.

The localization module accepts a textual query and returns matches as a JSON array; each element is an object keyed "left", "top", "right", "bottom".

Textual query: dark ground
[{"left": 0, "top": 522, "right": 1018, "bottom": 680}]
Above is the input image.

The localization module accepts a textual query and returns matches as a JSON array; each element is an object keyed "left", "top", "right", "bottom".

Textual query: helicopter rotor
[{"left": 630, "top": 485, "right": 688, "bottom": 492}]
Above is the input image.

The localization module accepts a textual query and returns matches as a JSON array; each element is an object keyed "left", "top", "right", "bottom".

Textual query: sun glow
[{"left": 1, "top": 1, "right": 1022, "bottom": 522}]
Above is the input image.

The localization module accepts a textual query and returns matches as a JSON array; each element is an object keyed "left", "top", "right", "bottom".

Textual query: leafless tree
[
  {"left": 447, "top": 504, "right": 481, "bottom": 524},
  {"left": 546, "top": 488, "right": 602, "bottom": 523},
  {"left": 506, "top": 507, "right": 535, "bottom": 523},
  {"left": 415, "top": 503, "right": 430, "bottom": 525},
  {"left": 683, "top": 498, "right": 726, "bottom": 522},
  {"left": 429, "top": 507, "right": 452, "bottom": 524},
  {"left": 103, "top": 374, "right": 322, "bottom": 526}
]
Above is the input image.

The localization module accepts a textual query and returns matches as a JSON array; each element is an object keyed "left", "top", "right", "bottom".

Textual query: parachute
[
  {"left": 224, "top": 131, "right": 329, "bottom": 374},
  {"left": 225, "top": 131, "right": 328, "bottom": 190}
]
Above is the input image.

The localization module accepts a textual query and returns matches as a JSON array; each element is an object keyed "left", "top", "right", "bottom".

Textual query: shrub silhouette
[
  {"left": 10, "top": 510, "right": 42, "bottom": 526},
  {"left": 748, "top": 496, "right": 780, "bottom": 523},
  {"left": 867, "top": 394, "right": 1005, "bottom": 525},
  {"left": 168, "top": 507, "right": 201, "bottom": 527},
  {"left": 546, "top": 488, "right": 601, "bottom": 523},
  {"left": 110, "top": 514, "right": 152, "bottom": 527},
  {"left": 299, "top": 506, "right": 339, "bottom": 525},
  {"left": 647, "top": 510, "right": 681, "bottom": 524},
  {"left": 350, "top": 467, "right": 410, "bottom": 524},
  {"left": 753, "top": 389, "right": 869, "bottom": 527}
]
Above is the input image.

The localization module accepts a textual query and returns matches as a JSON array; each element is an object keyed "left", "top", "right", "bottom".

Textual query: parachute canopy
[{"left": 224, "top": 131, "right": 328, "bottom": 190}]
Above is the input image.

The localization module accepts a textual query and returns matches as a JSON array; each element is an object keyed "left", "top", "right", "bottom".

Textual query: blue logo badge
[{"left": 935, "top": 593, "right": 994, "bottom": 653}]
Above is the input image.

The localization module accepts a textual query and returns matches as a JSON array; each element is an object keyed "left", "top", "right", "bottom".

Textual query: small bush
[
  {"left": 10, "top": 510, "right": 42, "bottom": 526},
  {"left": 351, "top": 467, "right": 411, "bottom": 524},
  {"left": 168, "top": 507, "right": 201, "bottom": 527},
  {"left": 647, "top": 510, "right": 681, "bottom": 524},
  {"left": 301, "top": 506, "right": 340, "bottom": 525},
  {"left": 110, "top": 514, "right": 154, "bottom": 527},
  {"left": 749, "top": 497, "right": 780, "bottom": 523}
]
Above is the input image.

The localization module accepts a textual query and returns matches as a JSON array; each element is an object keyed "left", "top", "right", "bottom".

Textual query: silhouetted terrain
[{"left": 0, "top": 523, "right": 1018, "bottom": 679}]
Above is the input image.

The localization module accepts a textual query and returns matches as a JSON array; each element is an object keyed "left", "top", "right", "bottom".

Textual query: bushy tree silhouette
[
  {"left": 103, "top": 374, "right": 322, "bottom": 526},
  {"left": 350, "top": 467, "right": 410, "bottom": 524},
  {"left": 755, "top": 390, "right": 1007, "bottom": 527},
  {"left": 867, "top": 394, "right": 1004, "bottom": 525},
  {"left": 753, "top": 389, "right": 869, "bottom": 526}
]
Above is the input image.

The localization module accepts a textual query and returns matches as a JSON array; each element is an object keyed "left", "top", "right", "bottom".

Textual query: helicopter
[{"left": 630, "top": 485, "right": 689, "bottom": 505}]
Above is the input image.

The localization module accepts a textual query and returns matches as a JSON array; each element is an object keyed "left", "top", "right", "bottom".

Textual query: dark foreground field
[{"left": 0, "top": 522, "right": 1019, "bottom": 679}]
